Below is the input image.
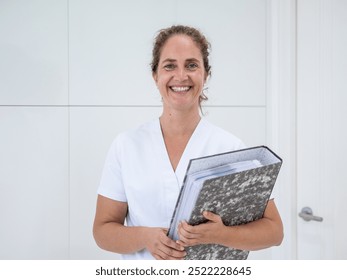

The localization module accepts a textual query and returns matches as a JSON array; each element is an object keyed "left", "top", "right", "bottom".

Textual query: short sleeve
[{"left": 97, "top": 136, "right": 127, "bottom": 202}]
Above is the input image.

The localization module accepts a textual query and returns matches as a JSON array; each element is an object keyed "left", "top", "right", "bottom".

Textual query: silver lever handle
[{"left": 299, "top": 207, "right": 323, "bottom": 222}]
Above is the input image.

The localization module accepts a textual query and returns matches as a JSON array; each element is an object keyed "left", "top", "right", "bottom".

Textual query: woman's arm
[
  {"left": 93, "top": 195, "right": 186, "bottom": 259},
  {"left": 177, "top": 199, "right": 283, "bottom": 251}
]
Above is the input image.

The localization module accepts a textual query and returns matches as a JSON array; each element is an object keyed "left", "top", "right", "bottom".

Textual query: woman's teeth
[{"left": 170, "top": 86, "right": 191, "bottom": 92}]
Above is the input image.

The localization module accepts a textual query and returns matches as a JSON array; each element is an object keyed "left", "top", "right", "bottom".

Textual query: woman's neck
[{"left": 159, "top": 108, "right": 201, "bottom": 138}]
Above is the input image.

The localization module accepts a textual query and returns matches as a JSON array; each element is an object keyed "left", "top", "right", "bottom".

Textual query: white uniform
[{"left": 98, "top": 118, "right": 245, "bottom": 259}]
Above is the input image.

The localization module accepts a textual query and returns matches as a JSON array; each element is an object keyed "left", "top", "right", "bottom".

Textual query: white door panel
[
  {"left": 297, "top": 0, "right": 347, "bottom": 259},
  {"left": 0, "top": 0, "right": 68, "bottom": 105},
  {"left": 0, "top": 107, "right": 69, "bottom": 259}
]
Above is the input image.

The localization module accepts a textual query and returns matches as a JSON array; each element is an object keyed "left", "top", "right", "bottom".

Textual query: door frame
[{"left": 266, "top": 0, "right": 297, "bottom": 259}]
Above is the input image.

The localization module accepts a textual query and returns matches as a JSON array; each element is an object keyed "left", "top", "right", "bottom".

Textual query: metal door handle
[{"left": 298, "top": 207, "right": 323, "bottom": 222}]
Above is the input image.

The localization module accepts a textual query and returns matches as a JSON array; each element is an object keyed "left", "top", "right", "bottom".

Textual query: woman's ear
[{"left": 152, "top": 72, "right": 158, "bottom": 84}]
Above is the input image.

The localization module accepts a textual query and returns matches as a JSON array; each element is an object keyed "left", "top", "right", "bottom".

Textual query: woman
[{"left": 93, "top": 25, "right": 283, "bottom": 260}]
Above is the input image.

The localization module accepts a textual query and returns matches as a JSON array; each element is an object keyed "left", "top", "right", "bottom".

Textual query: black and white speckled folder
[{"left": 168, "top": 146, "right": 282, "bottom": 260}]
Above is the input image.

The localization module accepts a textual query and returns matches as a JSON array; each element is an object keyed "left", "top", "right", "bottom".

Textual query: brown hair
[{"left": 151, "top": 25, "right": 211, "bottom": 105}]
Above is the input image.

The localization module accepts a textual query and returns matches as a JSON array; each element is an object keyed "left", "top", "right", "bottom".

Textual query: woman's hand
[
  {"left": 144, "top": 227, "right": 186, "bottom": 260},
  {"left": 177, "top": 211, "right": 225, "bottom": 247}
]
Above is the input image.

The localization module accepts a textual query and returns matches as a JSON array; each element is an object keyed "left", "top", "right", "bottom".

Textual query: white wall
[{"left": 0, "top": 0, "right": 274, "bottom": 259}]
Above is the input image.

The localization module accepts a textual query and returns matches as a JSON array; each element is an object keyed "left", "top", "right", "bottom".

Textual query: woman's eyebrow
[
  {"left": 161, "top": 58, "right": 176, "bottom": 63},
  {"left": 161, "top": 58, "right": 200, "bottom": 64},
  {"left": 185, "top": 58, "right": 200, "bottom": 63}
]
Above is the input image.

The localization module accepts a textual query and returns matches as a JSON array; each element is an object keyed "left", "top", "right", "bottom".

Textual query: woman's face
[{"left": 153, "top": 35, "right": 206, "bottom": 113}]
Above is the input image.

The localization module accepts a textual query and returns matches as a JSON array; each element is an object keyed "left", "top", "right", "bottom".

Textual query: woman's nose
[{"left": 174, "top": 67, "right": 188, "bottom": 81}]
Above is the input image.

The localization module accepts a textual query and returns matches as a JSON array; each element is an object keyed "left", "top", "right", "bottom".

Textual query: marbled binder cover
[{"left": 184, "top": 162, "right": 281, "bottom": 260}]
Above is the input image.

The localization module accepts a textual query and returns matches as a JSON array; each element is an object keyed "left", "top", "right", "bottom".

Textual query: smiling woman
[
  {"left": 93, "top": 25, "right": 283, "bottom": 260},
  {"left": 153, "top": 35, "right": 206, "bottom": 115},
  {"left": 151, "top": 25, "right": 211, "bottom": 109}
]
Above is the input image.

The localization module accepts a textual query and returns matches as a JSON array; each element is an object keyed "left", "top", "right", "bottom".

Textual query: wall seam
[{"left": 67, "top": 0, "right": 71, "bottom": 259}]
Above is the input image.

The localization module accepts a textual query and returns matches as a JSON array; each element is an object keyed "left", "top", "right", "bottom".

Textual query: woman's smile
[{"left": 169, "top": 86, "right": 192, "bottom": 93}]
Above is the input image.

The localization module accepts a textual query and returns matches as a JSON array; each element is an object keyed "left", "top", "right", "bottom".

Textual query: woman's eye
[
  {"left": 187, "top": 63, "right": 198, "bottom": 70},
  {"left": 164, "top": 64, "right": 175, "bottom": 70}
]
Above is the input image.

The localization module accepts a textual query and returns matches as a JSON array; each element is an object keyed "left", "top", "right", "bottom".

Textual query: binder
[{"left": 167, "top": 146, "right": 282, "bottom": 260}]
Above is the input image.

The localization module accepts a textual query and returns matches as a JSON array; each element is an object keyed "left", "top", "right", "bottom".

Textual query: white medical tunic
[{"left": 97, "top": 118, "right": 245, "bottom": 259}]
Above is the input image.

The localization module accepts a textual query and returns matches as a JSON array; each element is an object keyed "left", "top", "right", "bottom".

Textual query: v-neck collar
[{"left": 155, "top": 117, "right": 205, "bottom": 187}]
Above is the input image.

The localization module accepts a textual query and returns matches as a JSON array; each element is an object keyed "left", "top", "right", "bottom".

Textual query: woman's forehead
[{"left": 159, "top": 35, "right": 203, "bottom": 61}]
